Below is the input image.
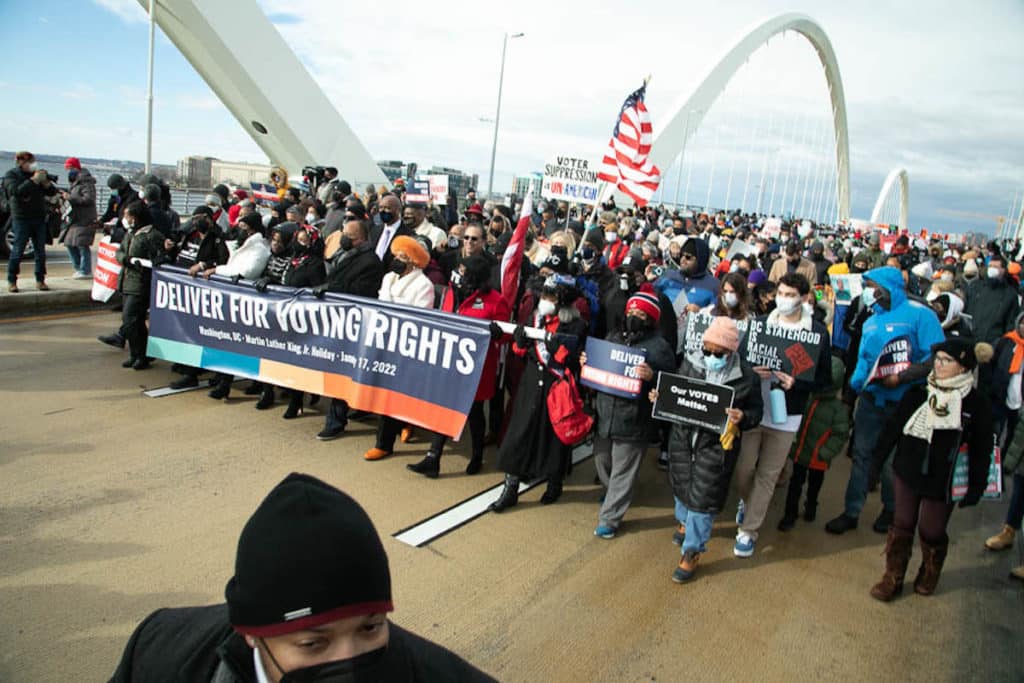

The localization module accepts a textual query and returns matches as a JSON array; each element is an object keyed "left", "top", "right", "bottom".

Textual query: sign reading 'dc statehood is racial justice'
[
  {"left": 652, "top": 372, "right": 735, "bottom": 433},
  {"left": 146, "top": 266, "right": 491, "bottom": 437},
  {"left": 579, "top": 337, "right": 647, "bottom": 399},
  {"left": 541, "top": 155, "right": 601, "bottom": 204},
  {"left": 743, "top": 318, "right": 823, "bottom": 381},
  {"left": 683, "top": 313, "right": 750, "bottom": 355}
]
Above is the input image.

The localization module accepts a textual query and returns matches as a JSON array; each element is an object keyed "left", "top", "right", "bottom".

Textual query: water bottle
[{"left": 769, "top": 380, "right": 788, "bottom": 425}]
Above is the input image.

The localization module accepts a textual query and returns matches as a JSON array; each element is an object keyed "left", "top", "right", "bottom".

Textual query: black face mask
[
  {"left": 580, "top": 247, "right": 595, "bottom": 261},
  {"left": 379, "top": 211, "right": 396, "bottom": 226},
  {"left": 339, "top": 236, "right": 354, "bottom": 252},
  {"left": 278, "top": 644, "right": 389, "bottom": 682},
  {"left": 193, "top": 218, "right": 211, "bottom": 234},
  {"left": 447, "top": 235, "right": 461, "bottom": 249},
  {"left": 673, "top": 227, "right": 686, "bottom": 235},
  {"left": 625, "top": 315, "right": 646, "bottom": 333},
  {"left": 388, "top": 259, "right": 407, "bottom": 275}
]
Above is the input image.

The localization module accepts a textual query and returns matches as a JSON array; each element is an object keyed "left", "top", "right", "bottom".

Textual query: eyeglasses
[
  {"left": 933, "top": 355, "right": 957, "bottom": 366},
  {"left": 463, "top": 236, "right": 480, "bottom": 242},
  {"left": 702, "top": 348, "right": 728, "bottom": 358}
]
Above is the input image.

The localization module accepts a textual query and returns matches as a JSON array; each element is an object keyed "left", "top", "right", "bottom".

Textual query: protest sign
[
  {"left": 652, "top": 372, "right": 735, "bottom": 433},
  {"left": 830, "top": 273, "right": 862, "bottom": 304},
  {"left": 682, "top": 312, "right": 749, "bottom": 356},
  {"left": 868, "top": 335, "right": 911, "bottom": 383},
  {"left": 880, "top": 234, "right": 897, "bottom": 254},
  {"left": 579, "top": 337, "right": 646, "bottom": 399},
  {"left": 951, "top": 444, "right": 1002, "bottom": 502},
  {"left": 541, "top": 155, "right": 601, "bottom": 204},
  {"left": 744, "top": 318, "right": 823, "bottom": 381},
  {"left": 405, "top": 178, "right": 431, "bottom": 203},
  {"left": 146, "top": 266, "right": 491, "bottom": 437},
  {"left": 761, "top": 217, "right": 782, "bottom": 238},
  {"left": 725, "top": 239, "right": 758, "bottom": 261},
  {"left": 91, "top": 236, "right": 121, "bottom": 302},
  {"left": 428, "top": 175, "right": 449, "bottom": 205}
]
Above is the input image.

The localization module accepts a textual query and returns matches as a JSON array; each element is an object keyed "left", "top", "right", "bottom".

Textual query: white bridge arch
[
  {"left": 649, "top": 13, "right": 851, "bottom": 221},
  {"left": 869, "top": 167, "right": 909, "bottom": 229}
]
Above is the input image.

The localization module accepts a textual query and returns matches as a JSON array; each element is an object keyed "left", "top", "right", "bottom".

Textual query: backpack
[{"left": 546, "top": 368, "right": 593, "bottom": 446}]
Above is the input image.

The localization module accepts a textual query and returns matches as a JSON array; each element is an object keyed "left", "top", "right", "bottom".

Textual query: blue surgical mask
[
  {"left": 862, "top": 286, "right": 877, "bottom": 308},
  {"left": 705, "top": 355, "right": 728, "bottom": 372}
]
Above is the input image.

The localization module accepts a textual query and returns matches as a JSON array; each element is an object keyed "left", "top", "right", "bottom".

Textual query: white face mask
[
  {"left": 988, "top": 266, "right": 1003, "bottom": 280},
  {"left": 28, "top": 162, "right": 39, "bottom": 172},
  {"left": 940, "top": 272, "right": 954, "bottom": 282},
  {"left": 775, "top": 295, "right": 800, "bottom": 315},
  {"left": 604, "top": 231, "right": 618, "bottom": 243},
  {"left": 861, "top": 286, "right": 877, "bottom": 308},
  {"left": 306, "top": 213, "right": 316, "bottom": 224},
  {"left": 723, "top": 292, "right": 739, "bottom": 308},
  {"left": 537, "top": 299, "right": 556, "bottom": 317}
]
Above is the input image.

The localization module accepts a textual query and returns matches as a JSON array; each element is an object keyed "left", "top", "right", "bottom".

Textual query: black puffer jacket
[
  {"left": 667, "top": 352, "right": 763, "bottom": 514},
  {"left": 964, "top": 275, "right": 1019, "bottom": 344},
  {"left": 593, "top": 328, "right": 676, "bottom": 443}
]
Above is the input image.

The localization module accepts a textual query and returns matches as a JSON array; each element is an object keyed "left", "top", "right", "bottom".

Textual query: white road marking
[{"left": 142, "top": 378, "right": 241, "bottom": 397}]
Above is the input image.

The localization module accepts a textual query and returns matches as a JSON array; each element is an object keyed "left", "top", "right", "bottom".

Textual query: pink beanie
[{"left": 703, "top": 316, "right": 740, "bottom": 352}]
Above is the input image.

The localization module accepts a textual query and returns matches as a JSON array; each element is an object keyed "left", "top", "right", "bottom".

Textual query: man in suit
[{"left": 370, "top": 194, "right": 413, "bottom": 270}]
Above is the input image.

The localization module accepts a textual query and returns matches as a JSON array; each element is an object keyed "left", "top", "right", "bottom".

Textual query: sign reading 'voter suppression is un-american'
[{"left": 541, "top": 155, "right": 601, "bottom": 204}]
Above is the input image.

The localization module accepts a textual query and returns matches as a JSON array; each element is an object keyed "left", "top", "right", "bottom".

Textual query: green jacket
[
  {"left": 788, "top": 356, "right": 850, "bottom": 470},
  {"left": 1005, "top": 418, "right": 1024, "bottom": 476},
  {"left": 862, "top": 246, "right": 887, "bottom": 269},
  {"left": 116, "top": 225, "right": 164, "bottom": 296}
]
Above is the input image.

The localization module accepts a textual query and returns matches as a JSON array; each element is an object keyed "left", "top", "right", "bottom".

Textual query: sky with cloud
[{"left": 0, "top": 0, "right": 1021, "bottom": 234}]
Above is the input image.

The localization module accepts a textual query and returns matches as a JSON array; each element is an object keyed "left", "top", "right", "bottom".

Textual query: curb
[{"left": 0, "top": 288, "right": 100, "bottom": 316}]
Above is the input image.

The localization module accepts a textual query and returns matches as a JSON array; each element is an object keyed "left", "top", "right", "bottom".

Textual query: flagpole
[{"left": 145, "top": 0, "right": 156, "bottom": 173}]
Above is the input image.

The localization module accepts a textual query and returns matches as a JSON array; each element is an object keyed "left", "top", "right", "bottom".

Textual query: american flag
[
  {"left": 597, "top": 83, "right": 662, "bottom": 206},
  {"left": 499, "top": 186, "right": 533, "bottom": 314}
]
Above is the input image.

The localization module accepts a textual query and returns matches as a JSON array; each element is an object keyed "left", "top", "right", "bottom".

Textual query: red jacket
[{"left": 441, "top": 287, "right": 510, "bottom": 401}]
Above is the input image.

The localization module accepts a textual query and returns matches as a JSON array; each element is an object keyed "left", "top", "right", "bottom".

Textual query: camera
[
  {"left": 46, "top": 173, "right": 58, "bottom": 183},
  {"left": 302, "top": 165, "right": 326, "bottom": 188}
]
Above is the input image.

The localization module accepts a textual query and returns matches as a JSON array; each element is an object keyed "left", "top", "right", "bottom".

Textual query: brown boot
[
  {"left": 913, "top": 536, "right": 948, "bottom": 596},
  {"left": 984, "top": 524, "right": 1015, "bottom": 551},
  {"left": 870, "top": 527, "right": 914, "bottom": 602}
]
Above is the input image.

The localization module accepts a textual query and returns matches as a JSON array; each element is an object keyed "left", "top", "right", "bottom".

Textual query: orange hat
[
  {"left": 390, "top": 235, "right": 429, "bottom": 269},
  {"left": 1009, "top": 262, "right": 1021, "bottom": 276}
]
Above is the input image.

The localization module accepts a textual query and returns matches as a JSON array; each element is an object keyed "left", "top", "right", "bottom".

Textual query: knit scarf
[
  {"left": 902, "top": 371, "right": 974, "bottom": 443},
  {"left": 1004, "top": 330, "right": 1024, "bottom": 374}
]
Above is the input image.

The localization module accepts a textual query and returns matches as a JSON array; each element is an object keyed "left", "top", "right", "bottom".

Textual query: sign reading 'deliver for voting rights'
[
  {"left": 579, "top": 337, "right": 646, "bottom": 399},
  {"left": 869, "top": 335, "right": 911, "bottom": 383},
  {"left": 652, "top": 372, "right": 735, "bottom": 433},
  {"left": 146, "top": 266, "right": 492, "bottom": 438},
  {"left": 541, "top": 155, "right": 601, "bottom": 204}
]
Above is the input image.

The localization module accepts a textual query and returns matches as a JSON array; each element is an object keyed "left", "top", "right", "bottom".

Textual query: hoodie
[
  {"left": 656, "top": 237, "right": 719, "bottom": 312},
  {"left": 849, "top": 266, "right": 945, "bottom": 404}
]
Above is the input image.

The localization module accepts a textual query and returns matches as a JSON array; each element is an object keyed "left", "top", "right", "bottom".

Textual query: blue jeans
[
  {"left": 7, "top": 217, "right": 47, "bottom": 283},
  {"left": 66, "top": 245, "right": 92, "bottom": 274},
  {"left": 843, "top": 396, "right": 895, "bottom": 519},
  {"left": 675, "top": 498, "right": 714, "bottom": 554},
  {"left": 1006, "top": 473, "right": 1024, "bottom": 531}
]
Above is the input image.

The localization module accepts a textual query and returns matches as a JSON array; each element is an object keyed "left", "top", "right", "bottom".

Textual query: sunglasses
[
  {"left": 463, "top": 236, "right": 480, "bottom": 242},
  {"left": 680, "top": 253, "right": 697, "bottom": 261},
  {"left": 702, "top": 348, "right": 728, "bottom": 358}
]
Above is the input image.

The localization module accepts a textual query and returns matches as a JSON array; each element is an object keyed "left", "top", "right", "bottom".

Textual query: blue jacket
[
  {"left": 656, "top": 237, "right": 719, "bottom": 310},
  {"left": 849, "top": 266, "right": 945, "bottom": 404}
]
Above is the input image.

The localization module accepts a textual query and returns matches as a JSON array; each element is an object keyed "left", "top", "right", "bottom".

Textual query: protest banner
[
  {"left": 579, "top": 337, "right": 646, "bottom": 399},
  {"left": 744, "top": 318, "right": 823, "bottom": 381},
  {"left": 682, "top": 312, "right": 750, "bottom": 356},
  {"left": 428, "top": 175, "right": 449, "bottom": 205},
  {"left": 868, "top": 335, "right": 911, "bottom": 383},
  {"left": 91, "top": 236, "right": 121, "bottom": 302},
  {"left": 146, "top": 266, "right": 491, "bottom": 437},
  {"left": 652, "top": 372, "right": 735, "bottom": 433},
  {"left": 405, "top": 178, "right": 431, "bottom": 203},
  {"left": 830, "top": 273, "right": 862, "bottom": 304},
  {"left": 541, "top": 155, "right": 601, "bottom": 204}
]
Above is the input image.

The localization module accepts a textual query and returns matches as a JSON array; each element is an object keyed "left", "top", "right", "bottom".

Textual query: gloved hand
[
  {"left": 489, "top": 321, "right": 503, "bottom": 341},
  {"left": 311, "top": 283, "right": 328, "bottom": 299},
  {"left": 513, "top": 324, "right": 529, "bottom": 349},
  {"left": 254, "top": 277, "right": 270, "bottom": 293},
  {"left": 230, "top": 274, "right": 243, "bottom": 284},
  {"left": 544, "top": 333, "right": 561, "bottom": 356}
]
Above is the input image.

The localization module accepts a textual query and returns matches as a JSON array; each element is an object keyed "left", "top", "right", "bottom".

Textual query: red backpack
[{"left": 547, "top": 368, "right": 593, "bottom": 446}]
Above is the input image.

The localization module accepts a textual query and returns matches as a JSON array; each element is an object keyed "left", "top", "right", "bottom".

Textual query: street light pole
[
  {"left": 145, "top": 0, "right": 156, "bottom": 173},
  {"left": 487, "top": 31, "right": 523, "bottom": 199}
]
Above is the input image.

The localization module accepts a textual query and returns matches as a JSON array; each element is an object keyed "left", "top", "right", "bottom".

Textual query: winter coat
[
  {"left": 964, "top": 275, "right": 1020, "bottom": 344},
  {"left": 663, "top": 238, "right": 720, "bottom": 310},
  {"left": 861, "top": 245, "right": 887, "bottom": 269},
  {"left": 379, "top": 268, "right": 436, "bottom": 309},
  {"left": 789, "top": 356, "right": 850, "bottom": 471},
  {"left": 593, "top": 328, "right": 676, "bottom": 443},
  {"left": 3, "top": 166, "right": 57, "bottom": 220},
  {"left": 767, "top": 256, "right": 819, "bottom": 286},
  {"left": 849, "top": 266, "right": 946, "bottom": 405},
  {"left": 1004, "top": 418, "right": 1024, "bottom": 476},
  {"left": 171, "top": 229, "right": 230, "bottom": 270},
  {"left": 986, "top": 335, "right": 1022, "bottom": 408},
  {"left": 440, "top": 287, "right": 510, "bottom": 402},
  {"left": 144, "top": 200, "right": 173, "bottom": 238},
  {"left": 604, "top": 287, "right": 679, "bottom": 356},
  {"left": 497, "top": 310, "right": 588, "bottom": 479},
  {"left": 872, "top": 384, "right": 993, "bottom": 503},
  {"left": 100, "top": 183, "right": 135, "bottom": 225},
  {"left": 116, "top": 225, "right": 164, "bottom": 296},
  {"left": 63, "top": 168, "right": 98, "bottom": 246},
  {"left": 213, "top": 234, "right": 270, "bottom": 280},
  {"left": 324, "top": 243, "right": 385, "bottom": 298},
  {"left": 108, "top": 603, "right": 496, "bottom": 683},
  {"left": 667, "top": 352, "right": 764, "bottom": 514}
]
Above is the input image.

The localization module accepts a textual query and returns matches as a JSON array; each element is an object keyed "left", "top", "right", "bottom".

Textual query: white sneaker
[
  {"left": 72, "top": 272, "right": 91, "bottom": 280},
  {"left": 734, "top": 531, "right": 755, "bottom": 558}
]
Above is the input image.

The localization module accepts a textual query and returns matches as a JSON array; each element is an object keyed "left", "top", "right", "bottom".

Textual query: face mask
[
  {"left": 861, "top": 286, "right": 877, "bottom": 308},
  {"left": 447, "top": 235, "right": 460, "bottom": 249},
  {"left": 775, "top": 295, "right": 801, "bottom": 315},
  {"left": 379, "top": 211, "right": 396, "bottom": 225},
  {"left": 605, "top": 231, "right": 617, "bottom": 243},
  {"left": 619, "top": 274, "right": 630, "bottom": 291},
  {"left": 705, "top": 354, "right": 728, "bottom": 372},
  {"left": 728, "top": 263, "right": 739, "bottom": 273},
  {"left": 68, "top": 170, "right": 79, "bottom": 182},
  {"left": 537, "top": 299, "right": 556, "bottom": 317},
  {"left": 940, "top": 272, "right": 954, "bottom": 282},
  {"left": 988, "top": 267, "right": 1002, "bottom": 280},
  {"left": 278, "top": 644, "right": 388, "bottom": 682},
  {"left": 673, "top": 227, "right": 686, "bottom": 235},
  {"left": 389, "top": 259, "right": 407, "bottom": 275},
  {"left": 27, "top": 162, "right": 38, "bottom": 172},
  {"left": 193, "top": 218, "right": 210, "bottom": 234},
  {"left": 723, "top": 292, "right": 739, "bottom": 309},
  {"left": 339, "top": 235, "right": 354, "bottom": 251},
  {"left": 123, "top": 221, "right": 135, "bottom": 231},
  {"left": 625, "top": 315, "right": 645, "bottom": 333},
  {"left": 306, "top": 213, "right": 316, "bottom": 224},
  {"left": 580, "top": 247, "right": 595, "bottom": 261},
  {"left": 111, "top": 189, "right": 119, "bottom": 197}
]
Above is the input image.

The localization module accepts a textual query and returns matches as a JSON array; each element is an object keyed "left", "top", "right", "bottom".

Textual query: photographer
[
  {"left": 3, "top": 151, "right": 56, "bottom": 292},
  {"left": 60, "top": 157, "right": 98, "bottom": 279}
]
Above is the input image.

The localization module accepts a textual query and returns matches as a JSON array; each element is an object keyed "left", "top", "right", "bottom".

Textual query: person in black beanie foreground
[{"left": 109, "top": 473, "right": 496, "bottom": 682}]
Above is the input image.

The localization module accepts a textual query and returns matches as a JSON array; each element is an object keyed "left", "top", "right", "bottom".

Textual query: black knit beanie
[{"left": 226, "top": 473, "right": 392, "bottom": 636}]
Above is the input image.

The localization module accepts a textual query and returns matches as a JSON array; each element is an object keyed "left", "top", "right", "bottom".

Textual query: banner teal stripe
[
  {"left": 148, "top": 336, "right": 203, "bottom": 366},
  {"left": 202, "top": 347, "right": 261, "bottom": 378}
]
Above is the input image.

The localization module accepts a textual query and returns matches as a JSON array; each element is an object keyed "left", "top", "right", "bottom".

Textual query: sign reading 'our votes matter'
[{"left": 652, "top": 372, "right": 735, "bottom": 433}]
